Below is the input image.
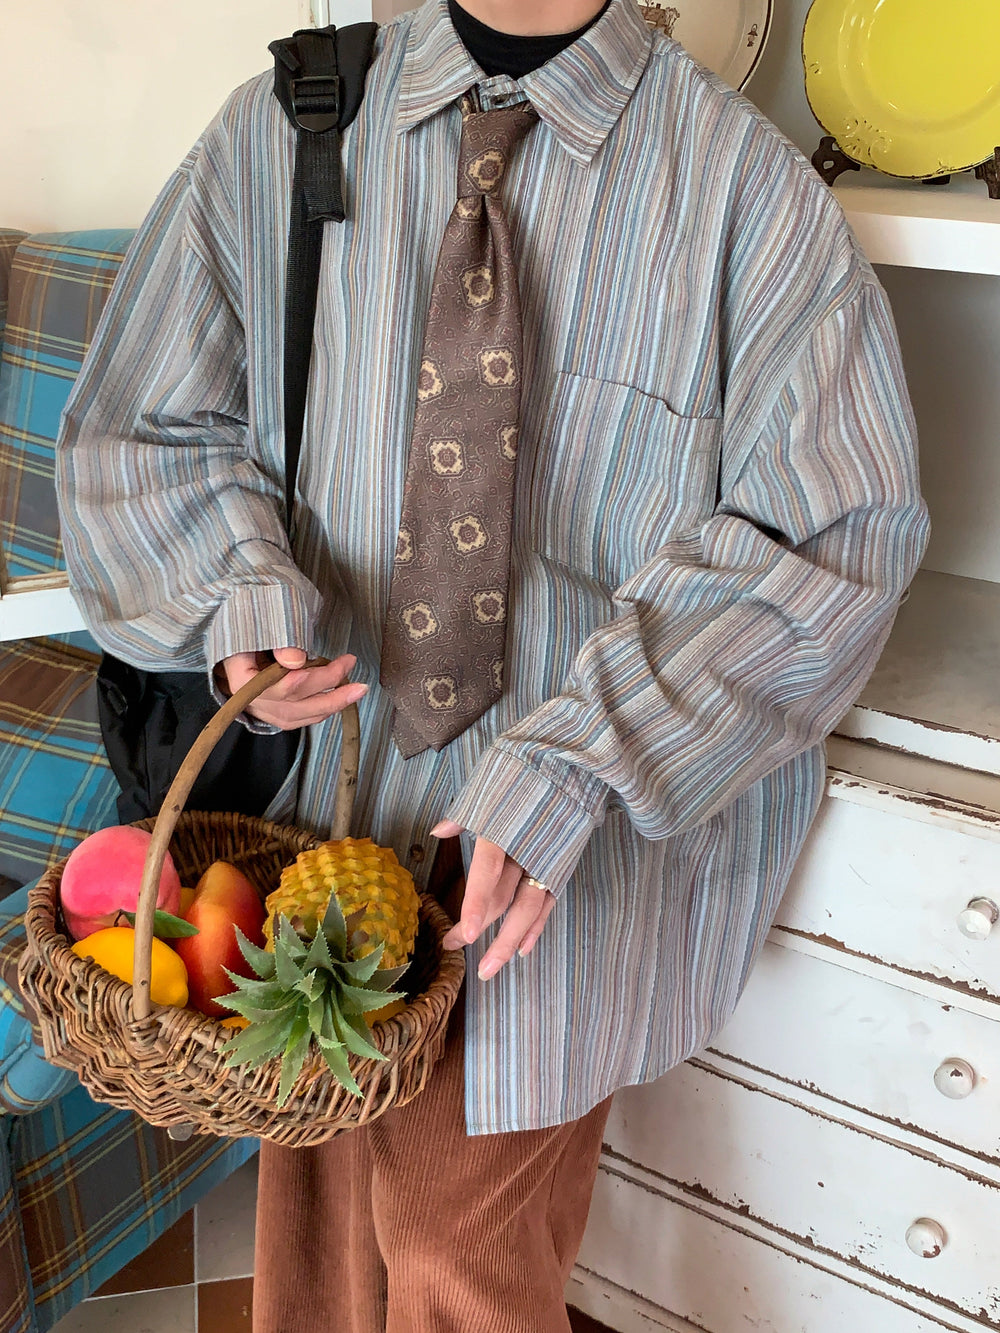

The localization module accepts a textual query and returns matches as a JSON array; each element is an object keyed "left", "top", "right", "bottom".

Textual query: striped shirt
[{"left": 56, "top": 0, "right": 929, "bottom": 1133}]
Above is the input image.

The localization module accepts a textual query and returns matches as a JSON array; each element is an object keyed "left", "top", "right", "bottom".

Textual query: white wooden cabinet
[
  {"left": 573, "top": 743, "right": 1000, "bottom": 1331},
  {"left": 570, "top": 20, "right": 1000, "bottom": 1333}
]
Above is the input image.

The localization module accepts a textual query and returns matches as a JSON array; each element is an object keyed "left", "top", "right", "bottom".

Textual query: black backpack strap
[{"left": 269, "top": 22, "right": 378, "bottom": 532}]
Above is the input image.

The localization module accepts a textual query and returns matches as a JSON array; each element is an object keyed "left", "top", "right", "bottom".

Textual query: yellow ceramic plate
[{"left": 803, "top": 0, "right": 1000, "bottom": 179}]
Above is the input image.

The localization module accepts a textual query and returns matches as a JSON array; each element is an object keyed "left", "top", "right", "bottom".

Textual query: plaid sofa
[{"left": 0, "top": 228, "right": 257, "bottom": 1332}]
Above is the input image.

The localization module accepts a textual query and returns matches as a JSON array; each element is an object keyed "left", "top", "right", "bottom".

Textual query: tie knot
[{"left": 457, "top": 100, "right": 539, "bottom": 199}]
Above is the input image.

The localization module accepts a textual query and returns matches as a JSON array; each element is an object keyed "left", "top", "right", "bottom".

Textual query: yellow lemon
[{"left": 71, "top": 927, "right": 189, "bottom": 1008}]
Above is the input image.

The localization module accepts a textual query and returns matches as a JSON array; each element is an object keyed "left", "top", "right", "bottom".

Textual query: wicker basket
[{"left": 17, "top": 663, "right": 465, "bottom": 1146}]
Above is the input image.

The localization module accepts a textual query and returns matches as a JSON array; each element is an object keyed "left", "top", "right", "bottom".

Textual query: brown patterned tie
[{"left": 380, "top": 93, "right": 539, "bottom": 758}]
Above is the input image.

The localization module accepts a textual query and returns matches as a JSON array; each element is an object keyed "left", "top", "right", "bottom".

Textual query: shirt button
[{"left": 410, "top": 843, "right": 425, "bottom": 863}]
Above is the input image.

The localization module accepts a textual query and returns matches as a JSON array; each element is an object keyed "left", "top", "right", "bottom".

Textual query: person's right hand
[{"left": 219, "top": 646, "right": 367, "bottom": 731}]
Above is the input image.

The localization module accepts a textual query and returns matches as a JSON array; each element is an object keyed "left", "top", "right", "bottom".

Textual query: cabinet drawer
[
  {"left": 607, "top": 1062, "right": 1000, "bottom": 1322},
  {"left": 580, "top": 1168, "right": 962, "bottom": 1333},
  {"left": 775, "top": 776, "right": 1000, "bottom": 999},
  {"left": 713, "top": 940, "right": 1000, "bottom": 1161}
]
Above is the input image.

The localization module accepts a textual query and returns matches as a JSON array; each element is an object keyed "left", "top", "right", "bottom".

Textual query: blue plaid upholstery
[
  {"left": 0, "top": 638, "right": 118, "bottom": 889},
  {"left": 0, "top": 227, "right": 257, "bottom": 1333},
  {"left": 0, "top": 231, "right": 133, "bottom": 578}
]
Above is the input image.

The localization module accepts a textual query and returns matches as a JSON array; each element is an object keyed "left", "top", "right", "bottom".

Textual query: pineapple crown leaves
[{"left": 218, "top": 891, "right": 410, "bottom": 1108}]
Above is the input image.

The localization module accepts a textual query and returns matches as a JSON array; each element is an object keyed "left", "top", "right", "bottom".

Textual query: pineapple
[
  {"left": 262, "top": 838, "right": 419, "bottom": 970},
  {"left": 219, "top": 838, "right": 420, "bottom": 1107}
]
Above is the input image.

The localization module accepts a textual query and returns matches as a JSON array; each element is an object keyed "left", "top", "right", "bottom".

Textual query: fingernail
[
  {"left": 464, "top": 918, "right": 481, "bottom": 944},
  {"left": 478, "top": 957, "right": 500, "bottom": 980},
  {"left": 517, "top": 938, "right": 535, "bottom": 958},
  {"left": 429, "top": 822, "right": 446, "bottom": 837},
  {"left": 348, "top": 683, "right": 368, "bottom": 698}
]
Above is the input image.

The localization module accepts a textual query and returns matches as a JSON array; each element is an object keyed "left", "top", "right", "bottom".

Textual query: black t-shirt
[{"left": 448, "top": 0, "right": 612, "bottom": 79}]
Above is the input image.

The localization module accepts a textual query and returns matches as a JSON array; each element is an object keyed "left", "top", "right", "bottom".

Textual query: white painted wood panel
[
  {"left": 826, "top": 736, "right": 1000, "bottom": 815},
  {"left": 577, "top": 1167, "right": 969, "bottom": 1333},
  {"left": 0, "top": 579, "right": 85, "bottom": 641},
  {"left": 835, "top": 570, "right": 1000, "bottom": 774},
  {"left": 774, "top": 779, "right": 1000, "bottom": 999},
  {"left": 606, "top": 1063, "right": 1000, "bottom": 1323},
  {"left": 833, "top": 180, "right": 1000, "bottom": 277},
  {"left": 710, "top": 941, "right": 1000, "bottom": 1162},
  {"left": 567, "top": 1269, "right": 698, "bottom": 1333}
]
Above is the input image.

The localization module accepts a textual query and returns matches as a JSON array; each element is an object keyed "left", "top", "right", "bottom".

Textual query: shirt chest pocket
[{"left": 525, "top": 372, "right": 722, "bottom": 589}]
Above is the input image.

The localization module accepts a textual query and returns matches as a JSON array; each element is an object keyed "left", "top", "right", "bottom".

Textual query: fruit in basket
[
  {"left": 60, "top": 826, "right": 182, "bottom": 941},
  {"left": 71, "top": 926, "right": 189, "bottom": 1007},
  {"left": 219, "top": 838, "right": 420, "bottom": 1105},
  {"left": 173, "top": 861, "right": 266, "bottom": 1017}
]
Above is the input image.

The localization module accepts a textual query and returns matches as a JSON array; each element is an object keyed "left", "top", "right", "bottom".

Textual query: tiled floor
[
  {"left": 50, "top": 1155, "right": 612, "bottom": 1332},
  {"left": 50, "top": 1157, "right": 258, "bottom": 1333}
]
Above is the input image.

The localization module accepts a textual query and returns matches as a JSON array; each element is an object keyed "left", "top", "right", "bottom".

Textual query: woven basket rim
[{"left": 25, "top": 874, "right": 454, "bottom": 1056}]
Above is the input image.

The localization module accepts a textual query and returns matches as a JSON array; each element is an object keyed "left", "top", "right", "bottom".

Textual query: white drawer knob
[
  {"left": 933, "top": 1058, "right": 977, "bottom": 1099},
  {"left": 956, "top": 898, "right": 999, "bottom": 940},
  {"left": 906, "top": 1218, "right": 947, "bottom": 1258}
]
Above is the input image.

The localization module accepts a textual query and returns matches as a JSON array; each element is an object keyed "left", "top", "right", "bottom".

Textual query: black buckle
[{"left": 290, "top": 74, "right": 342, "bottom": 133}]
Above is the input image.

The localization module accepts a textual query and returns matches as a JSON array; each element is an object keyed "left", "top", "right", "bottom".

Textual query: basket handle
[{"left": 131, "top": 661, "right": 361, "bottom": 1021}]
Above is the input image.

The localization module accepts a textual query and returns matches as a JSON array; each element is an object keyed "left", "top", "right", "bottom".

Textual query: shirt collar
[{"left": 396, "top": 0, "right": 653, "bottom": 164}]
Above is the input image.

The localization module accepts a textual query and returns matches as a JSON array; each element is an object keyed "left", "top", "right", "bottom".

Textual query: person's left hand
[{"left": 431, "top": 820, "right": 557, "bottom": 979}]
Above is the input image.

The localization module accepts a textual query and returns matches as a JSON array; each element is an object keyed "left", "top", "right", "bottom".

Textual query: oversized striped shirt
[{"left": 56, "top": 0, "right": 929, "bottom": 1133}]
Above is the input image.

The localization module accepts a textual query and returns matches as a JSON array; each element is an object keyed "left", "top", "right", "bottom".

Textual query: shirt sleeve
[
  {"left": 445, "top": 274, "right": 930, "bottom": 893},
  {"left": 56, "top": 114, "right": 322, "bottom": 681}
]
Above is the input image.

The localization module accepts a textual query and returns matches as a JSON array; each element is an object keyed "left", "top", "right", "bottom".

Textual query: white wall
[
  {"left": 372, "top": 0, "right": 417, "bottom": 20},
  {"left": 0, "top": 0, "right": 371, "bottom": 232}
]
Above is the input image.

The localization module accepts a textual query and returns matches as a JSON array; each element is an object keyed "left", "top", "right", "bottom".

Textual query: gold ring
[{"left": 523, "top": 875, "right": 549, "bottom": 892}]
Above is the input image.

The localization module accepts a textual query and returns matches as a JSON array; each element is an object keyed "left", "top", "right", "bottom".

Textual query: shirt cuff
[
  {"left": 205, "top": 581, "right": 322, "bottom": 736},
  {"left": 444, "top": 748, "right": 608, "bottom": 896}
]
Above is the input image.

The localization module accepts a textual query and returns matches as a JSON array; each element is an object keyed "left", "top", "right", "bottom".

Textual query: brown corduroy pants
[{"left": 252, "top": 997, "right": 612, "bottom": 1333}]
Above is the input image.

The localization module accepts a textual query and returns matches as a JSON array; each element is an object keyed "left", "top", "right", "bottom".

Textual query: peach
[
  {"left": 174, "top": 861, "right": 266, "bottom": 1017},
  {"left": 60, "top": 825, "right": 182, "bottom": 941}
]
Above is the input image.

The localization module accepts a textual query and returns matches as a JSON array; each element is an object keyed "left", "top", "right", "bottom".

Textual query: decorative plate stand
[{"left": 803, "top": 0, "right": 1000, "bottom": 199}]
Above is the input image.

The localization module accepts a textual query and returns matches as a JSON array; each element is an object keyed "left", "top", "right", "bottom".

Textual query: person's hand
[
  {"left": 432, "top": 819, "right": 557, "bottom": 980},
  {"left": 219, "top": 646, "right": 367, "bottom": 730}
]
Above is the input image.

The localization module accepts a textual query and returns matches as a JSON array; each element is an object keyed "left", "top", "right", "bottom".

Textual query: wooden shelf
[
  {"left": 834, "top": 177, "right": 1000, "bottom": 276},
  {"left": 834, "top": 568, "right": 1000, "bottom": 775},
  {"left": 0, "top": 577, "right": 85, "bottom": 641}
]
